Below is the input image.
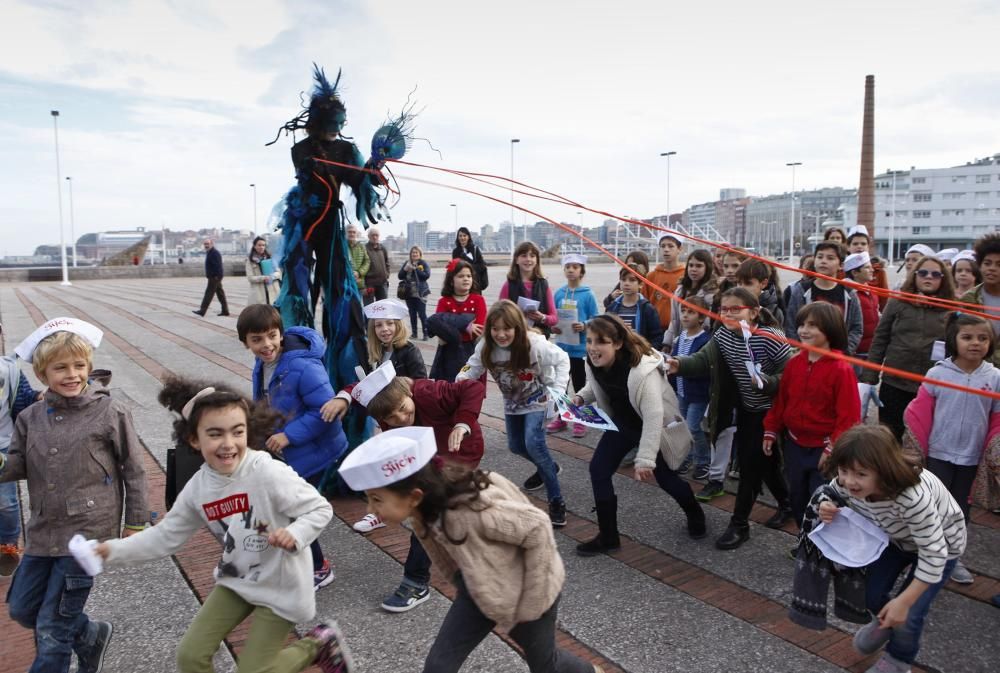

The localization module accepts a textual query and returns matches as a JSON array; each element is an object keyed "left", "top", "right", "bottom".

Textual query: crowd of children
[{"left": 2, "top": 228, "right": 999, "bottom": 673}]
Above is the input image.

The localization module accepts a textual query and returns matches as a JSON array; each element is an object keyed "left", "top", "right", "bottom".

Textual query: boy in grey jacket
[
  {"left": 0, "top": 321, "right": 147, "bottom": 673},
  {"left": 784, "top": 241, "right": 863, "bottom": 355}
]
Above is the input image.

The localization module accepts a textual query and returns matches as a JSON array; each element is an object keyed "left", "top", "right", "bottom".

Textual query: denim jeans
[
  {"left": 865, "top": 543, "right": 956, "bottom": 664},
  {"left": 403, "top": 532, "right": 432, "bottom": 586},
  {"left": 505, "top": 411, "right": 562, "bottom": 502},
  {"left": 678, "top": 398, "right": 710, "bottom": 468},
  {"left": 422, "top": 575, "right": 592, "bottom": 673},
  {"left": 0, "top": 445, "right": 20, "bottom": 544},
  {"left": 6, "top": 555, "right": 101, "bottom": 673}
]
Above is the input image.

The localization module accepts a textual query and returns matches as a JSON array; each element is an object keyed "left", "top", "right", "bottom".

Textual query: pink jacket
[{"left": 904, "top": 385, "right": 1000, "bottom": 454}]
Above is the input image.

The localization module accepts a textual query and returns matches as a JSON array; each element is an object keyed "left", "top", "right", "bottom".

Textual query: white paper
[
  {"left": 808, "top": 508, "right": 889, "bottom": 568},
  {"left": 555, "top": 308, "right": 579, "bottom": 345},
  {"left": 744, "top": 361, "right": 764, "bottom": 389},
  {"left": 516, "top": 296, "right": 541, "bottom": 326},
  {"left": 930, "top": 339, "right": 946, "bottom": 363},
  {"left": 68, "top": 534, "right": 104, "bottom": 576}
]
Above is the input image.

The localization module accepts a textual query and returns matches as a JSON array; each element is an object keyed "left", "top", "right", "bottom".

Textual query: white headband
[{"left": 181, "top": 387, "right": 216, "bottom": 420}]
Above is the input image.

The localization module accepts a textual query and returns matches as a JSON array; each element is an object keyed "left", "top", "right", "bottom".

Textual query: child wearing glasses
[
  {"left": 860, "top": 255, "right": 955, "bottom": 440},
  {"left": 668, "top": 287, "right": 793, "bottom": 550}
]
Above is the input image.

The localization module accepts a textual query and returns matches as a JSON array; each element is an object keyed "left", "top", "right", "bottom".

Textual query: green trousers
[{"left": 177, "top": 585, "right": 320, "bottom": 673}]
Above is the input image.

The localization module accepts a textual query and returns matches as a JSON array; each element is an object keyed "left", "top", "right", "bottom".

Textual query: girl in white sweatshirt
[{"left": 96, "top": 378, "right": 350, "bottom": 673}]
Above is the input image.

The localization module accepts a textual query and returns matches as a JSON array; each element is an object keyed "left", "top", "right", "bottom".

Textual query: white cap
[
  {"left": 844, "top": 251, "right": 871, "bottom": 273},
  {"left": 351, "top": 360, "right": 396, "bottom": 407},
  {"left": 936, "top": 248, "right": 959, "bottom": 263},
  {"left": 952, "top": 249, "right": 977, "bottom": 266},
  {"left": 561, "top": 253, "right": 587, "bottom": 267},
  {"left": 658, "top": 232, "right": 683, "bottom": 245},
  {"left": 15, "top": 317, "right": 104, "bottom": 363},
  {"left": 363, "top": 299, "right": 409, "bottom": 322},
  {"left": 339, "top": 426, "right": 437, "bottom": 490},
  {"left": 846, "top": 225, "right": 870, "bottom": 240},
  {"left": 904, "top": 244, "right": 935, "bottom": 258}
]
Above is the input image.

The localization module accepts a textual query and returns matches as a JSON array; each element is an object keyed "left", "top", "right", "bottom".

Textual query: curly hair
[
  {"left": 973, "top": 231, "right": 1000, "bottom": 264},
  {"left": 384, "top": 462, "right": 492, "bottom": 545}
]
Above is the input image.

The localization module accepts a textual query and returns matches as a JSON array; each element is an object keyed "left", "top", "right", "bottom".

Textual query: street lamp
[
  {"left": 510, "top": 138, "right": 520, "bottom": 252},
  {"left": 576, "top": 211, "right": 584, "bottom": 253},
  {"left": 65, "top": 176, "right": 77, "bottom": 267},
  {"left": 787, "top": 162, "right": 802, "bottom": 259},
  {"left": 51, "top": 110, "right": 70, "bottom": 285},
  {"left": 450, "top": 203, "right": 458, "bottom": 229},
  {"left": 660, "top": 151, "right": 677, "bottom": 222},
  {"left": 249, "top": 183, "right": 258, "bottom": 235}
]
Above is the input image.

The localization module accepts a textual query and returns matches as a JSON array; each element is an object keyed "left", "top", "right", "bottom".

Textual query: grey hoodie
[{"left": 926, "top": 358, "right": 1000, "bottom": 466}]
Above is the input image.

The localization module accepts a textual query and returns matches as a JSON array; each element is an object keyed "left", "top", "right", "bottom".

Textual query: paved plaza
[{"left": 1, "top": 268, "right": 998, "bottom": 673}]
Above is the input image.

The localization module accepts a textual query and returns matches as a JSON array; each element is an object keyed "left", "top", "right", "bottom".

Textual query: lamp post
[
  {"left": 51, "top": 110, "right": 70, "bottom": 285},
  {"left": 450, "top": 203, "right": 458, "bottom": 229},
  {"left": 249, "top": 183, "right": 257, "bottom": 235},
  {"left": 65, "top": 176, "right": 77, "bottom": 267},
  {"left": 660, "top": 151, "right": 677, "bottom": 222},
  {"left": 510, "top": 138, "right": 520, "bottom": 252},
  {"left": 786, "top": 162, "right": 802, "bottom": 259},
  {"left": 888, "top": 171, "right": 897, "bottom": 265}
]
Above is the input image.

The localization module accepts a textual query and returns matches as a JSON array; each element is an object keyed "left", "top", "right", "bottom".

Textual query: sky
[{"left": 1, "top": 0, "right": 998, "bottom": 256}]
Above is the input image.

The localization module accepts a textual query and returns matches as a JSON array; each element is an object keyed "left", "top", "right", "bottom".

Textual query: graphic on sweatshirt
[
  {"left": 206, "top": 493, "right": 273, "bottom": 582},
  {"left": 487, "top": 362, "right": 548, "bottom": 414}
]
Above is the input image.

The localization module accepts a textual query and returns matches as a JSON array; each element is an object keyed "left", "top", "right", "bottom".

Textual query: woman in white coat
[{"left": 246, "top": 236, "right": 281, "bottom": 305}]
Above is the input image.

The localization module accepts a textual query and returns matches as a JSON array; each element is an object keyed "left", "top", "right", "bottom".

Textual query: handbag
[
  {"left": 397, "top": 282, "right": 408, "bottom": 300},
  {"left": 660, "top": 417, "right": 693, "bottom": 471}
]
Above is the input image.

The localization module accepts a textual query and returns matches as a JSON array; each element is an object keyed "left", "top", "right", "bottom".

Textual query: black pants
[
  {"left": 568, "top": 357, "right": 586, "bottom": 394},
  {"left": 783, "top": 436, "right": 825, "bottom": 527},
  {"left": 403, "top": 532, "right": 432, "bottom": 586},
  {"left": 733, "top": 407, "right": 789, "bottom": 525},
  {"left": 878, "top": 383, "right": 917, "bottom": 442},
  {"left": 926, "top": 457, "right": 978, "bottom": 520},
  {"left": 199, "top": 276, "right": 229, "bottom": 313},
  {"left": 405, "top": 297, "right": 428, "bottom": 336},
  {"left": 305, "top": 473, "right": 326, "bottom": 571},
  {"left": 422, "top": 576, "right": 592, "bottom": 673},
  {"left": 364, "top": 282, "right": 388, "bottom": 305}
]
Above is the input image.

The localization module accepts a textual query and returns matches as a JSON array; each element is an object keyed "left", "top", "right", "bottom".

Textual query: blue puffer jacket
[{"left": 252, "top": 326, "right": 347, "bottom": 479}]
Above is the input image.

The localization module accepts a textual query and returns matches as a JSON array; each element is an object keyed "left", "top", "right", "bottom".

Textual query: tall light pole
[
  {"left": 576, "top": 211, "right": 584, "bottom": 253},
  {"left": 450, "top": 203, "right": 458, "bottom": 229},
  {"left": 249, "top": 183, "right": 258, "bottom": 235},
  {"left": 888, "top": 170, "right": 897, "bottom": 265},
  {"left": 786, "top": 162, "right": 802, "bottom": 259},
  {"left": 660, "top": 151, "right": 677, "bottom": 222},
  {"left": 510, "top": 138, "right": 520, "bottom": 252},
  {"left": 65, "top": 176, "right": 77, "bottom": 267},
  {"left": 51, "top": 110, "right": 70, "bottom": 285}
]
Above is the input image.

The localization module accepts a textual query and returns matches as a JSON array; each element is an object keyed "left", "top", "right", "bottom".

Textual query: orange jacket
[{"left": 646, "top": 264, "right": 686, "bottom": 329}]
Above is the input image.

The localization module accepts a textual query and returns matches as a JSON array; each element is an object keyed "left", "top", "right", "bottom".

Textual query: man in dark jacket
[
  {"left": 364, "top": 227, "right": 390, "bottom": 304},
  {"left": 193, "top": 239, "right": 230, "bottom": 316}
]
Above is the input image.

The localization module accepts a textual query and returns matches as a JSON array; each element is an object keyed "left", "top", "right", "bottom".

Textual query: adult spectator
[
  {"left": 346, "top": 224, "right": 371, "bottom": 296},
  {"left": 245, "top": 236, "right": 280, "bottom": 306},
  {"left": 960, "top": 232, "right": 1000, "bottom": 367},
  {"left": 193, "top": 238, "right": 229, "bottom": 317},
  {"left": 364, "top": 226, "right": 390, "bottom": 304},
  {"left": 398, "top": 245, "right": 431, "bottom": 339},
  {"left": 451, "top": 226, "right": 489, "bottom": 291}
]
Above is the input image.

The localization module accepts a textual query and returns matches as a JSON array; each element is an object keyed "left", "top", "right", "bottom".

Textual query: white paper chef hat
[
  {"left": 658, "top": 232, "right": 683, "bottom": 246},
  {"left": 339, "top": 426, "right": 437, "bottom": 491},
  {"left": 952, "top": 249, "right": 977, "bottom": 266},
  {"left": 15, "top": 317, "right": 104, "bottom": 363},
  {"left": 351, "top": 360, "right": 396, "bottom": 407},
  {"left": 904, "top": 243, "right": 934, "bottom": 258},
  {"left": 843, "top": 251, "right": 871, "bottom": 273},
  {"left": 363, "top": 299, "right": 410, "bottom": 322},
  {"left": 846, "top": 225, "right": 870, "bottom": 240},
  {"left": 936, "top": 248, "right": 959, "bottom": 263},
  {"left": 561, "top": 253, "right": 587, "bottom": 267}
]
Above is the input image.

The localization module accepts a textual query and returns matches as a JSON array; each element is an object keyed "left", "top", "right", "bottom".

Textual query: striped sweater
[
  {"left": 714, "top": 325, "right": 790, "bottom": 411},
  {"left": 830, "top": 470, "right": 966, "bottom": 584}
]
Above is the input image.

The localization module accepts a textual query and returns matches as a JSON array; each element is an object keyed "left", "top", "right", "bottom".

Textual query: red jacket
[
  {"left": 764, "top": 351, "right": 860, "bottom": 448},
  {"left": 856, "top": 287, "right": 880, "bottom": 355},
  {"left": 435, "top": 294, "right": 487, "bottom": 343}
]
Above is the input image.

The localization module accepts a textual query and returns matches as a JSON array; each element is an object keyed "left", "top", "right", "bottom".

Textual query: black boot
[
  {"left": 715, "top": 519, "right": 750, "bottom": 550},
  {"left": 765, "top": 505, "right": 794, "bottom": 529},
  {"left": 577, "top": 497, "right": 621, "bottom": 556},
  {"left": 684, "top": 503, "right": 707, "bottom": 540}
]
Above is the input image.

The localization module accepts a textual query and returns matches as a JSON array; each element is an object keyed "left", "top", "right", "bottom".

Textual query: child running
[
  {"left": 95, "top": 378, "right": 350, "bottom": 673},
  {"left": 429, "top": 258, "right": 487, "bottom": 381},
  {"left": 322, "top": 360, "right": 486, "bottom": 611},
  {"left": 574, "top": 315, "right": 706, "bottom": 557},
  {"left": 339, "top": 427, "right": 600, "bottom": 673},
  {"left": 822, "top": 425, "right": 966, "bottom": 673},
  {"left": 763, "top": 302, "right": 860, "bottom": 527},
  {"left": 500, "top": 241, "right": 558, "bottom": 335},
  {"left": 903, "top": 312, "right": 1000, "bottom": 585},
  {"left": 458, "top": 300, "right": 570, "bottom": 526},
  {"left": 548, "top": 253, "right": 600, "bottom": 438},
  {"left": 361, "top": 299, "right": 427, "bottom": 378},
  {"left": 2, "top": 319, "right": 147, "bottom": 673},
  {"left": 668, "top": 287, "right": 793, "bottom": 549}
]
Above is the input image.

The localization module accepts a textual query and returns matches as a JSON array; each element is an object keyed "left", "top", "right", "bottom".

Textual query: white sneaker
[
  {"left": 352, "top": 513, "right": 385, "bottom": 533},
  {"left": 950, "top": 559, "right": 974, "bottom": 584}
]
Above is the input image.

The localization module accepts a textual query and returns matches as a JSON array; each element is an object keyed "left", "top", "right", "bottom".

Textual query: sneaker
[
  {"left": 571, "top": 423, "right": 587, "bottom": 438},
  {"left": 381, "top": 582, "right": 431, "bottom": 613},
  {"left": 728, "top": 467, "right": 740, "bottom": 479},
  {"left": 352, "top": 513, "right": 386, "bottom": 533},
  {"left": 548, "top": 500, "right": 567, "bottom": 527},
  {"left": 950, "top": 559, "right": 974, "bottom": 585},
  {"left": 309, "top": 621, "right": 354, "bottom": 673},
  {"left": 523, "top": 463, "right": 562, "bottom": 491},
  {"left": 863, "top": 653, "right": 911, "bottom": 673},
  {"left": 621, "top": 447, "right": 638, "bottom": 467},
  {"left": 546, "top": 418, "right": 568, "bottom": 433},
  {"left": 77, "top": 621, "right": 113, "bottom": 673},
  {"left": 678, "top": 458, "right": 693, "bottom": 475},
  {"left": 695, "top": 480, "right": 725, "bottom": 502},
  {"left": 0, "top": 543, "right": 20, "bottom": 576},
  {"left": 853, "top": 617, "right": 892, "bottom": 655},
  {"left": 691, "top": 465, "right": 710, "bottom": 481},
  {"left": 314, "top": 560, "right": 335, "bottom": 591}
]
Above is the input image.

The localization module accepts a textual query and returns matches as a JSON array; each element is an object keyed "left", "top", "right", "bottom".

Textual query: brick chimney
[{"left": 857, "top": 75, "right": 875, "bottom": 238}]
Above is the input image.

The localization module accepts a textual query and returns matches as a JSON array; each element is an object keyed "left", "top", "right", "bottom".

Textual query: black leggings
[
  {"left": 732, "top": 407, "right": 789, "bottom": 524},
  {"left": 926, "top": 457, "right": 978, "bottom": 520},
  {"left": 878, "top": 382, "right": 917, "bottom": 442},
  {"left": 568, "top": 357, "right": 586, "bottom": 394}
]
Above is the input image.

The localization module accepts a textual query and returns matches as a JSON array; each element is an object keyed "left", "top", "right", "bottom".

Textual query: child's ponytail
[{"left": 720, "top": 287, "right": 780, "bottom": 328}]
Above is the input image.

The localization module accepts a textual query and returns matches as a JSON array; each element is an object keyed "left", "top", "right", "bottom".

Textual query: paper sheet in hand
[
  {"left": 555, "top": 308, "right": 579, "bottom": 345},
  {"left": 807, "top": 508, "right": 889, "bottom": 568},
  {"left": 68, "top": 534, "right": 104, "bottom": 576},
  {"left": 516, "top": 297, "right": 540, "bottom": 326},
  {"left": 858, "top": 382, "right": 883, "bottom": 409},
  {"left": 744, "top": 361, "right": 764, "bottom": 389},
  {"left": 550, "top": 389, "right": 618, "bottom": 431},
  {"left": 931, "top": 340, "right": 946, "bottom": 363}
]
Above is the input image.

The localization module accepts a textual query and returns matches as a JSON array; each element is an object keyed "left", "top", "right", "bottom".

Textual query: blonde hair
[
  {"left": 366, "top": 318, "right": 410, "bottom": 367},
  {"left": 32, "top": 332, "right": 93, "bottom": 378}
]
